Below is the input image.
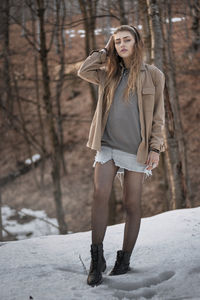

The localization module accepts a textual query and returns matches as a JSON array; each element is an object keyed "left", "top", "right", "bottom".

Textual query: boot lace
[{"left": 91, "top": 250, "right": 99, "bottom": 270}]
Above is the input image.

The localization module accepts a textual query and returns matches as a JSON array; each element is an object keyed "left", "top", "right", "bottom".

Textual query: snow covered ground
[
  {"left": 0, "top": 207, "right": 200, "bottom": 300},
  {"left": 2, "top": 205, "right": 59, "bottom": 240}
]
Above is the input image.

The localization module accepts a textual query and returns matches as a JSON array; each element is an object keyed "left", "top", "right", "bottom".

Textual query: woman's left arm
[
  {"left": 149, "top": 68, "right": 165, "bottom": 152},
  {"left": 146, "top": 68, "right": 165, "bottom": 170}
]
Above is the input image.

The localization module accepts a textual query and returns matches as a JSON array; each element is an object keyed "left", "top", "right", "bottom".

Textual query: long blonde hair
[{"left": 102, "top": 25, "right": 144, "bottom": 117}]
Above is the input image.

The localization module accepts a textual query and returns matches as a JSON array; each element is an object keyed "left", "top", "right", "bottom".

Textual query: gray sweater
[{"left": 101, "top": 68, "right": 142, "bottom": 155}]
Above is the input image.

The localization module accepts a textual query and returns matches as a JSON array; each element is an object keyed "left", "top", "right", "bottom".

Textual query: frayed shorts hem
[{"left": 92, "top": 146, "right": 153, "bottom": 185}]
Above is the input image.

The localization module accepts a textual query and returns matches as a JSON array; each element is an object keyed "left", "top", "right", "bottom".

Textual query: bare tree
[
  {"left": 36, "top": 0, "right": 67, "bottom": 233},
  {"left": 138, "top": 0, "right": 151, "bottom": 63},
  {"left": 0, "top": 190, "right": 3, "bottom": 241},
  {"left": 0, "top": 0, "right": 69, "bottom": 234},
  {"left": 146, "top": 0, "right": 192, "bottom": 209},
  {"left": 189, "top": 0, "right": 200, "bottom": 52},
  {"left": 78, "top": 0, "right": 99, "bottom": 113},
  {"left": 118, "top": 0, "right": 128, "bottom": 25},
  {"left": 0, "top": 0, "right": 12, "bottom": 114}
]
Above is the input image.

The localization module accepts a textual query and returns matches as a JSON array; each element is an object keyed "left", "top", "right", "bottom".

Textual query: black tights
[{"left": 91, "top": 159, "right": 144, "bottom": 254}]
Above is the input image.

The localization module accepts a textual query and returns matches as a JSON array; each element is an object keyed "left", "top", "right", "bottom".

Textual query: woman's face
[{"left": 113, "top": 30, "right": 135, "bottom": 58}]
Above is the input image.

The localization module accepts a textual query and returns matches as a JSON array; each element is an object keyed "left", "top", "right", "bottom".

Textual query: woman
[{"left": 77, "top": 25, "right": 165, "bottom": 287}]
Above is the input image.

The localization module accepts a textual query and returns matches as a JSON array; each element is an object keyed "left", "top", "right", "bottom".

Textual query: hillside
[{"left": 0, "top": 16, "right": 200, "bottom": 236}]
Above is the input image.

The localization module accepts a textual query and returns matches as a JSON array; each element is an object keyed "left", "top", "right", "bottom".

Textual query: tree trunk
[
  {"left": 101, "top": 0, "right": 111, "bottom": 43},
  {"left": 54, "top": 0, "right": 67, "bottom": 175},
  {"left": 163, "top": 0, "right": 192, "bottom": 208},
  {"left": 1, "top": 0, "right": 12, "bottom": 114},
  {"left": 190, "top": 0, "right": 200, "bottom": 52},
  {"left": 36, "top": 0, "right": 68, "bottom": 234},
  {"left": 78, "top": 0, "right": 99, "bottom": 113},
  {"left": 118, "top": 0, "right": 128, "bottom": 25},
  {"left": 146, "top": 0, "right": 164, "bottom": 69},
  {"left": 147, "top": 0, "right": 192, "bottom": 209},
  {"left": 138, "top": 0, "right": 151, "bottom": 63},
  {"left": 0, "top": 190, "right": 3, "bottom": 241}
]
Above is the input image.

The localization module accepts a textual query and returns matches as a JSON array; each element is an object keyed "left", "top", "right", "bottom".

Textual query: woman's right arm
[
  {"left": 77, "top": 49, "right": 108, "bottom": 85},
  {"left": 77, "top": 36, "right": 113, "bottom": 85}
]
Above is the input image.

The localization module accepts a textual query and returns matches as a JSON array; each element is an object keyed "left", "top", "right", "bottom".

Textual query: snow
[
  {"left": 95, "top": 28, "right": 102, "bottom": 35},
  {"left": 167, "top": 17, "right": 185, "bottom": 23},
  {"left": 2, "top": 205, "right": 59, "bottom": 240},
  {"left": 25, "top": 153, "right": 41, "bottom": 165},
  {"left": 66, "top": 18, "right": 185, "bottom": 39},
  {"left": 0, "top": 207, "right": 200, "bottom": 300}
]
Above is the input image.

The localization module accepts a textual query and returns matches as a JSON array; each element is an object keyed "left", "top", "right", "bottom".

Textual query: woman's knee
[
  {"left": 93, "top": 182, "right": 112, "bottom": 201},
  {"left": 123, "top": 200, "right": 141, "bottom": 215}
]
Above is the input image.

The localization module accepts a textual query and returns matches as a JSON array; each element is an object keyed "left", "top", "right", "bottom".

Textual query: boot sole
[
  {"left": 109, "top": 267, "right": 131, "bottom": 276},
  {"left": 87, "top": 264, "right": 106, "bottom": 287},
  {"left": 87, "top": 276, "right": 103, "bottom": 287}
]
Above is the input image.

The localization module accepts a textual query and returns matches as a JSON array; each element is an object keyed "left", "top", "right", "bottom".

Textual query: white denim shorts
[{"left": 93, "top": 145, "right": 152, "bottom": 185}]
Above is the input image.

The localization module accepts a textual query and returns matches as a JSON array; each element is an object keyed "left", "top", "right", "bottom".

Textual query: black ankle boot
[
  {"left": 87, "top": 243, "right": 107, "bottom": 286},
  {"left": 109, "top": 250, "right": 131, "bottom": 276}
]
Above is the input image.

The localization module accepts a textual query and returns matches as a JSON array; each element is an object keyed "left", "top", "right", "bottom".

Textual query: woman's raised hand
[{"left": 105, "top": 35, "right": 114, "bottom": 51}]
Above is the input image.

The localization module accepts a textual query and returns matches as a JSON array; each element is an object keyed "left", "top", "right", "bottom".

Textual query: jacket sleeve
[
  {"left": 149, "top": 68, "right": 166, "bottom": 152},
  {"left": 77, "top": 49, "right": 108, "bottom": 85}
]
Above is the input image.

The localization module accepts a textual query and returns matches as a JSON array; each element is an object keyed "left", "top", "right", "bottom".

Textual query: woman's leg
[
  {"left": 92, "top": 159, "right": 119, "bottom": 245},
  {"left": 122, "top": 170, "right": 144, "bottom": 253}
]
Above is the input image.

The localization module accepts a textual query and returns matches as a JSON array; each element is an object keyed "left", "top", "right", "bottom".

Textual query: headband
[
  {"left": 113, "top": 25, "right": 140, "bottom": 42},
  {"left": 130, "top": 26, "right": 140, "bottom": 40}
]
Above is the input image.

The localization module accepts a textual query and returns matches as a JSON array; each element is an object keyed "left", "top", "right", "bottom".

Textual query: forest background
[{"left": 0, "top": 0, "right": 199, "bottom": 240}]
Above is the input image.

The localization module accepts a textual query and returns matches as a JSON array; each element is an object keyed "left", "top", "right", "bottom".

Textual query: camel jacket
[{"left": 77, "top": 49, "right": 166, "bottom": 164}]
